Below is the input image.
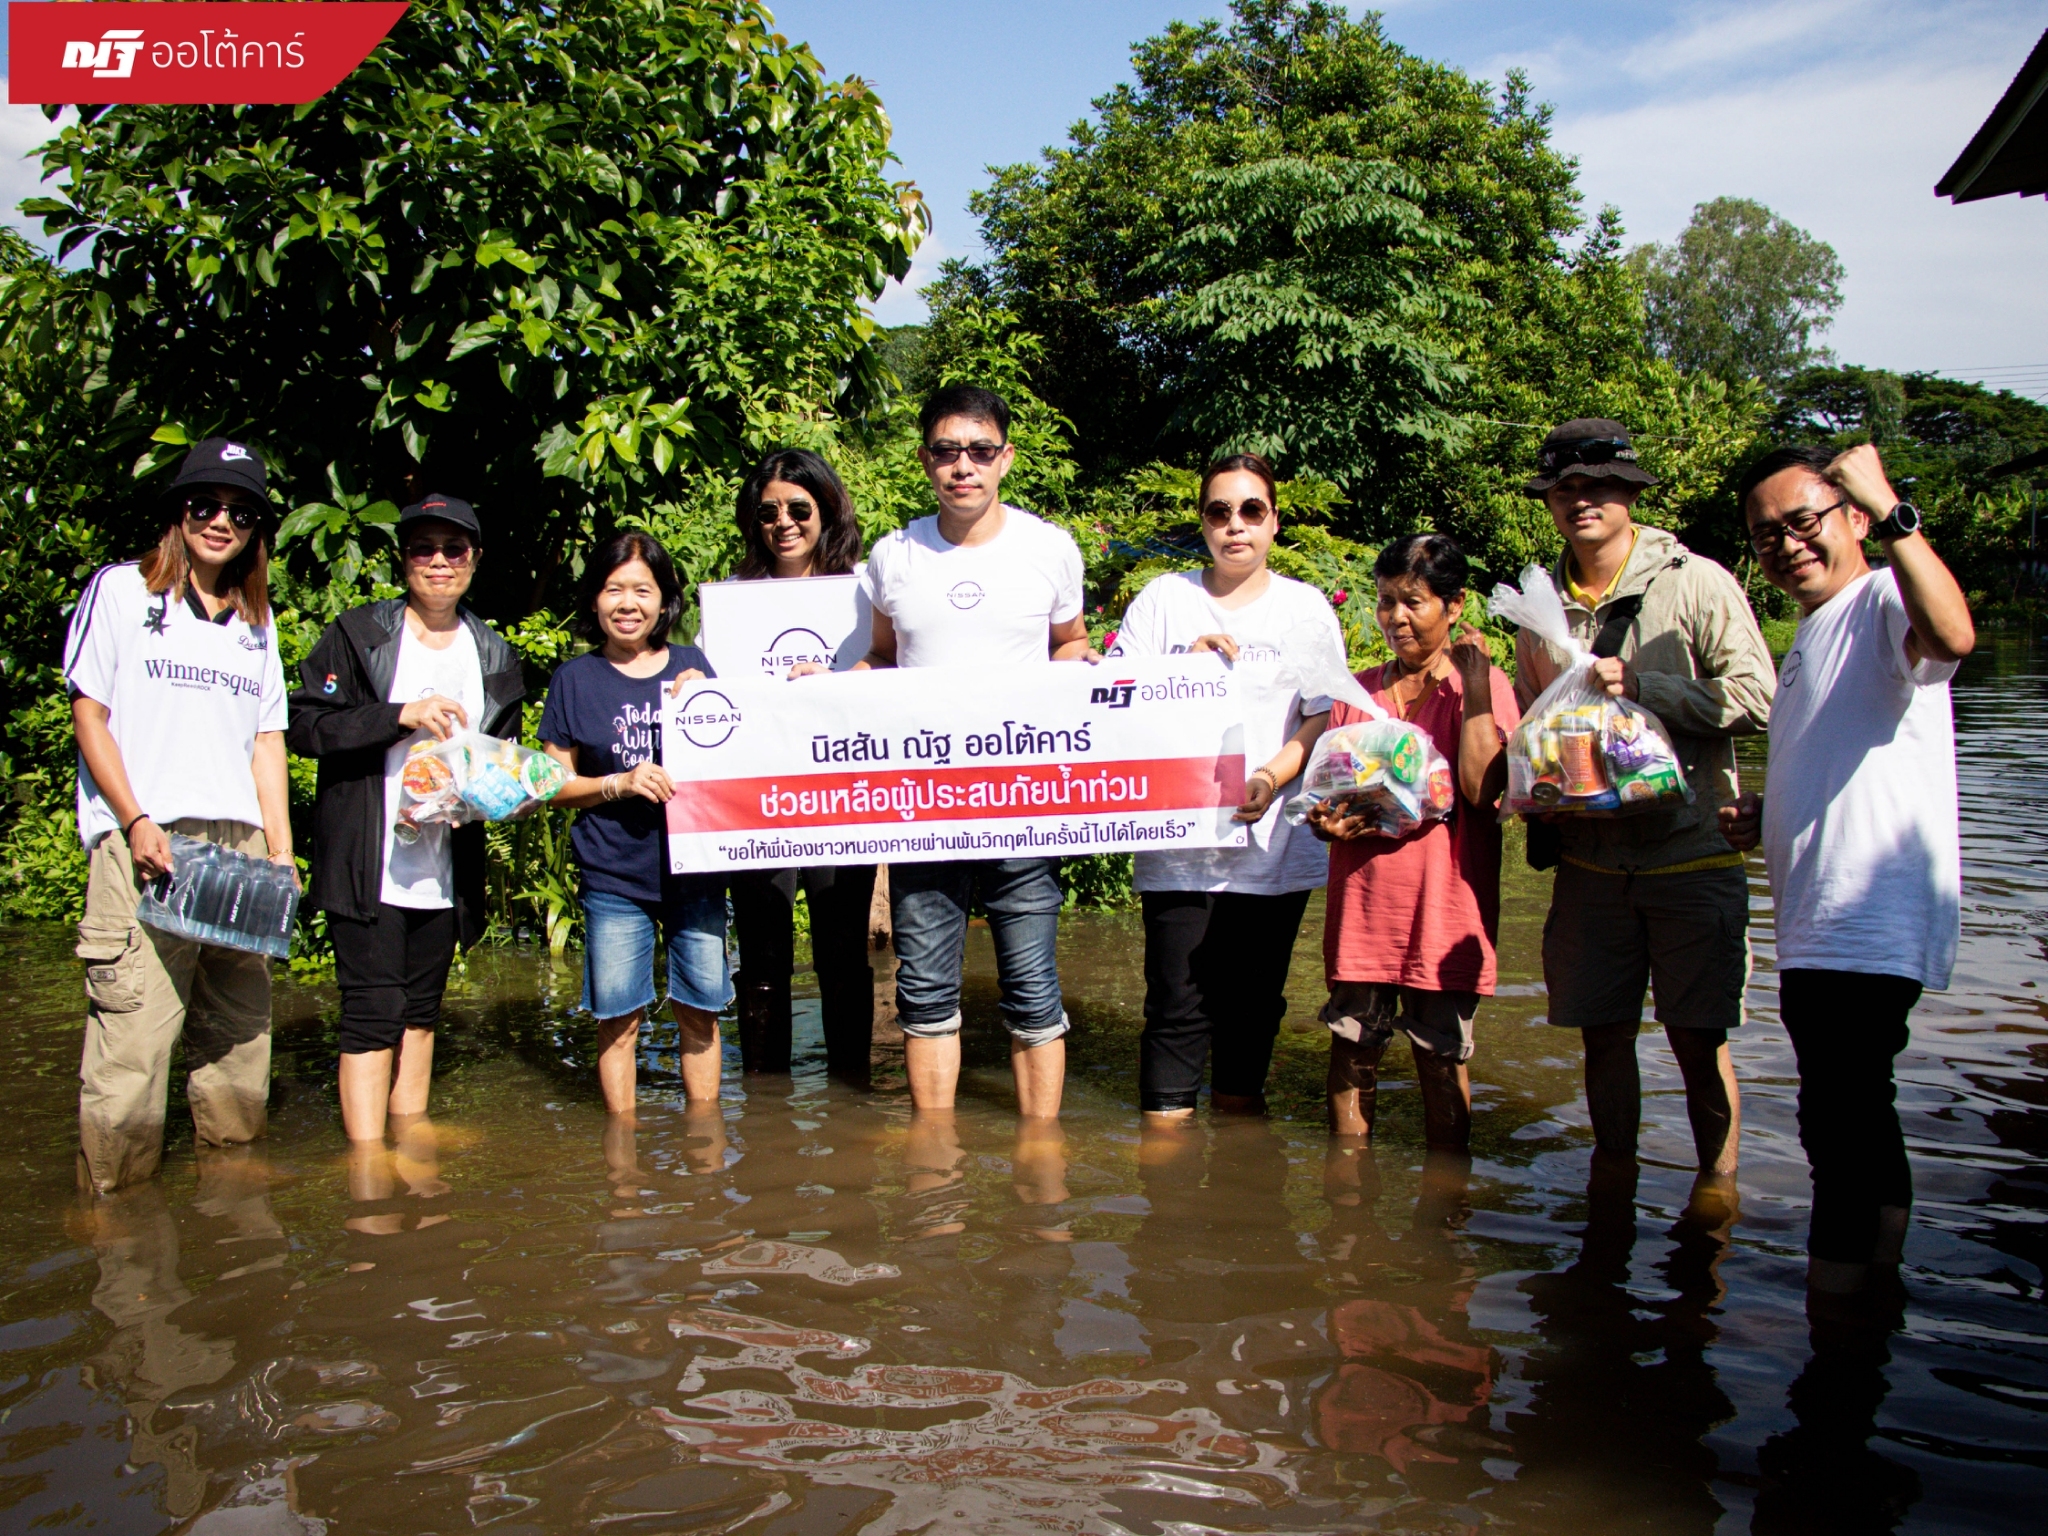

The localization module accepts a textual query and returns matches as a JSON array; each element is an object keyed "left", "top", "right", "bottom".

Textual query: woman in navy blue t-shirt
[{"left": 538, "top": 533, "right": 729, "bottom": 1113}]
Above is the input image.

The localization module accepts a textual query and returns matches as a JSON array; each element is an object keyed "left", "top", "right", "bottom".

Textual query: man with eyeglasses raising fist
[
  {"left": 289, "top": 494, "right": 525, "bottom": 1149},
  {"left": 1514, "top": 418, "right": 1776, "bottom": 1201},
  {"left": 65, "top": 437, "right": 296, "bottom": 1193},
  {"left": 854, "top": 385, "right": 1093, "bottom": 1121},
  {"left": 1720, "top": 443, "right": 1973, "bottom": 1303}
]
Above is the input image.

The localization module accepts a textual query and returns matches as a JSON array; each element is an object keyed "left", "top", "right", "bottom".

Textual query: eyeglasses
[
  {"left": 182, "top": 495, "right": 261, "bottom": 531},
  {"left": 406, "top": 538, "right": 474, "bottom": 566},
  {"left": 755, "top": 499, "right": 816, "bottom": 526},
  {"left": 1748, "top": 499, "right": 1847, "bottom": 556},
  {"left": 924, "top": 440, "right": 1006, "bottom": 467},
  {"left": 1201, "top": 498, "right": 1273, "bottom": 528},
  {"left": 1539, "top": 437, "right": 1641, "bottom": 472}
]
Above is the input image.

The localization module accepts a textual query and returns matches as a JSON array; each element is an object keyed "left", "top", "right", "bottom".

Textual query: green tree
[
  {"left": 967, "top": 0, "right": 1583, "bottom": 500},
  {"left": 955, "top": 0, "right": 1768, "bottom": 585},
  {"left": 1630, "top": 196, "right": 1845, "bottom": 386},
  {"left": 2, "top": 0, "right": 925, "bottom": 620}
]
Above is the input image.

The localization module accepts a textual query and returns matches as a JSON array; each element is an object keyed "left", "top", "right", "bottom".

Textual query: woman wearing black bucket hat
[
  {"left": 287, "top": 493, "right": 525, "bottom": 1146},
  {"left": 63, "top": 436, "right": 296, "bottom": 1193}
]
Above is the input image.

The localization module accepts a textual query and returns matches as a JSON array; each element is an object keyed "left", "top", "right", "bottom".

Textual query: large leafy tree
[
  {"left": 955, "top": 0, "right": 1764, "bottom": 580},
  {"left": 1629, "top": 196, "right": 1844, "bottom": 387},
  {"left": 967, "top": 1, "right": 1580, "bottom": 491},
  {"left": 2, "top": 0, "right": 925, "bottom": 618}
]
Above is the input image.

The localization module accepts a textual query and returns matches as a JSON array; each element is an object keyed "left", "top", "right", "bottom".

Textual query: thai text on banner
[{"left": 662, "top": 655, "right": 1250, "bottom": 872}]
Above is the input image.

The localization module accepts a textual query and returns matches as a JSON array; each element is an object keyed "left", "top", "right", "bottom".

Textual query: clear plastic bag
[
  {"left": 1489, "top": 563, "right": 1691, "bottom": 819},
  {"left": 1272, "top": 620, "right": 1457, "bottom": 838},
  {"left": 397, "top": 730, "right": 571, "bottom": 841}
]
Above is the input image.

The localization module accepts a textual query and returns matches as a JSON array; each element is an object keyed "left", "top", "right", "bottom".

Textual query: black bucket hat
[
  {"left": 396, "top": 493, "right": 482, "bottom": 540},
  {"left": 1522, "top": 418, "right": 1659, "bottom": 498},
  {"left": 167, "top": 437, "right": 268, "bottom": 505}
]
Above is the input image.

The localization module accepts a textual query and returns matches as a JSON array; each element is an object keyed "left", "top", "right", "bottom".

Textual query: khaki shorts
[
  {"left": 1322, "top": 982, "right": 1477, "bottom": 1063},
  {"left": 1542, "top": 858, "right": 1749, "bottom": 1033}
]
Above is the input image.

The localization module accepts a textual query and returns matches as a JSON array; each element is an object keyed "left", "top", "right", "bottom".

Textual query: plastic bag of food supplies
[
  {"left": 396, "top": 730, "right": 571, "bottom": 843},
  {"left": 1274, "top": 620, "right": 1458, "bottom": 838},
  {"left": 1488, "top": 563, "right": 1691, "bottom": 819}
]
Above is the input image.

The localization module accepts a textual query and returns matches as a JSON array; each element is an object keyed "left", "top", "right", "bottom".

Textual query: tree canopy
[
  {"left": 955, "top": 0, "right": 1767, "bottom": 579},
  {"left": 2, "top": 0, "right": 925, "bottom": 619},
  {"left": 1629, "top": 196, "right": 1845, "bottom": 387}
]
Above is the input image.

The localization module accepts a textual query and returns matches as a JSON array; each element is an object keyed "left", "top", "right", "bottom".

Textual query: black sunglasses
[
  {"left": 1539, "top": 438, "right": 1640, "bottom": 472},
  {"left": 181, "top": 495, "right": 261, "bottom": 531},
  {"left": 924, "top": 440, "right": 1006, "bottom": 467},
  {"left": 755, "top": 498, "right": 816, "bottom": 526}
]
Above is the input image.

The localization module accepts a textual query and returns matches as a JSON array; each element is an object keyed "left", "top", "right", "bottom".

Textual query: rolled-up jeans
[{"left": 889, "top": 858, "right": 1068, "bottom": 1048}]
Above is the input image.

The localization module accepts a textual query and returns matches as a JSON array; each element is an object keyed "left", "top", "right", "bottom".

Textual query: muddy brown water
[{"left": 2, "top": 636, "right": 2044, "bottom": 1534}]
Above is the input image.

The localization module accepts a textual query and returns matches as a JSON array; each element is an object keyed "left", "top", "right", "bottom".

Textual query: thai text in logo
[{"left": 63, "top": 31, "right": 146, "bottom": 79}]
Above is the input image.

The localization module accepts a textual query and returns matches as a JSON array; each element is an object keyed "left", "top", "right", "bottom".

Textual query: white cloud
[
  {"left": 0, "top": 91, "right": 70, "bottom": 249},
  {"left": 1531, "top": 4, "right": 2048, "bottom": 389}
]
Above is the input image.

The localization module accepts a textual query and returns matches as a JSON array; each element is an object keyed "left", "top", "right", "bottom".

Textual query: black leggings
[
  {"left": 1780, "top": 968, "right": 1923, "bottom": 1263},
  {"left": 1139, "top": 889, "right": 1312, "bottom": 1111},
  {"left": 332, "top": 903, "right": 458, "bottom": 1055},
  {"left": 730, "top": 864, "right": 877, "bottom": 1074}
]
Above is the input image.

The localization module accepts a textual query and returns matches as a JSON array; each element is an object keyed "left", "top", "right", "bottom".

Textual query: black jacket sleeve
[{"left": 285, "top": 619, "right": 409, "bottom": 758}]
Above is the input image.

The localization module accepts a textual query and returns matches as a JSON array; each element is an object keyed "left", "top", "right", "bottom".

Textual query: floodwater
[{"left": 2, "top": 637, "right": 2044, "bottom": 1535}]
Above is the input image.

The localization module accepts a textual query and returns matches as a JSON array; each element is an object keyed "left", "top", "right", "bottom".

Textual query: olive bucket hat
[{"left": 1521, "top": 418, "right": 1660, "bottom": 498}]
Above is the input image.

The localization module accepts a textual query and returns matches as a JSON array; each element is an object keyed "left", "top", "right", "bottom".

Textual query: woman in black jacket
[{"left": 287, "top": 495, "right": 523, "bottom": 1142}]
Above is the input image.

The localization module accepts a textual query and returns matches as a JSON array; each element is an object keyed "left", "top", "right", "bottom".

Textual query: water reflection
[{"left": 0, "top": 635, "right": 2044, "bottom": 1531}]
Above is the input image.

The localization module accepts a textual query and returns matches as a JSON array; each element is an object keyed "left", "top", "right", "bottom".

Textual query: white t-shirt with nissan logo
[
  {"left": 861, "top": 506, "right": 1084, "bottom": 670},
  {"left": 63, "top": 562, "right": 288, "bottom": 847}
]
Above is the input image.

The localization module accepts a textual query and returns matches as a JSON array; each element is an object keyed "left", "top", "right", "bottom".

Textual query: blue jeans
[
  {"left": 581, "top": 883, "right": 733, "bottom": 1021},
  {"left": 890, "top": 858, "right": 1067, "bottom": 1048}
]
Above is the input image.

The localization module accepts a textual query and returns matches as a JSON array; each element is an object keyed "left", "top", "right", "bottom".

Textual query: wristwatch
[{"left": 1870, "top": 501, "right": 1921, "bottom": 541}]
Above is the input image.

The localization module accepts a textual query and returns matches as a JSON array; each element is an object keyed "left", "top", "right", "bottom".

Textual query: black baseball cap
[
  {"left": 167, "top": 437, "right": 267, "bottom": 505},
  {"left": 1522, "top": 418, "right": 1659, "bottom": 498},
  {"left": 396, "top": 493, "right": 482, "bottom": 540}
]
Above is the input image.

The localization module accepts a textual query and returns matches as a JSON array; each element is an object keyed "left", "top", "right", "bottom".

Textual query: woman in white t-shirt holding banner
[
  {"left": 64, "top": 437, "right": 295, "bottom": 1194},
  {"left": 1110, "top": 453, "right": 1344, "bottom": 1121}
]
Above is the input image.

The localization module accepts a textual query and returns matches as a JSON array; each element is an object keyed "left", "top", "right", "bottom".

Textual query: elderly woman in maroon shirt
[{"left": 1309, "top": 533, "right": 1519, "bottom": 1150}]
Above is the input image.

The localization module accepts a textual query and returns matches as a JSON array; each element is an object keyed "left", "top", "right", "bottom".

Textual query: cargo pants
[{"left": 77, "top": 819, "right": 275, "bottom": 1194}]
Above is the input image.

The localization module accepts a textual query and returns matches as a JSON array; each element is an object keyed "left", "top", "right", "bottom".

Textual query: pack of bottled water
[{"left": 135, "top": 834, "right": 300, "bottom": 959}]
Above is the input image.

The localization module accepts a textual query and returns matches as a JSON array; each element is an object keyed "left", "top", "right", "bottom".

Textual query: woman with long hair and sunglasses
[
  {"left": 1109, "top": 453, "right": 1346, "bottom": 1126},
  {"left": 289, "top": 495, "right": 525, "bottom": 1144},
  {"left": 65, "top": 438, "right": 296, "bottom": 1193},
  {"left": 726, "top": 447, "right": 878, "bottom": 1080},
  {"left": 538, "top": 532, "right": 730, "bottom": 1114}
]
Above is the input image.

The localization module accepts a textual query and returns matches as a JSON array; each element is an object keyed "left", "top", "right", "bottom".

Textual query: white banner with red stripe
[{"left": 662, "top": 656, "right": 1249, "bottom": 873}]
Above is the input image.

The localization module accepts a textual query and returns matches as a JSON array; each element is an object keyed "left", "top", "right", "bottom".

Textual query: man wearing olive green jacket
[{"left": 1516, "top": 419, "right": 1776, "bottom": 1185}]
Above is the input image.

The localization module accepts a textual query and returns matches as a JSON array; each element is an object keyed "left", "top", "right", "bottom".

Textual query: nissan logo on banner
[
  {"left": 8, "top": 3, "right": 410, "bottom": 105},
  {"left": 675, "top": 690, "right": 742, "bottom": 750}
]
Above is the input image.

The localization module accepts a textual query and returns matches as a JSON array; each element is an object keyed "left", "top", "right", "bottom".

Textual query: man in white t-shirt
[
  {"left": 1721, "top": 442, "right": 1975, "bottom": 1303},
  {"left": 65, "top": 436, "right": 294, "bottom": 1193},
  {"left": 855, "top": 385, "right": 1093, "bottom": 1117}
]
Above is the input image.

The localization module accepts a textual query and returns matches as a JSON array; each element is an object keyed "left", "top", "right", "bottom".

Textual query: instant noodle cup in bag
[
  {"left": 1273, "top": 619, "right": 1457, "bottom": 838},
  {"left": 399, "top": 730, "right": 571, "bottom": 834},
  {"left": 1489, "top": 563, "right": 1691, "bottom": 819}
]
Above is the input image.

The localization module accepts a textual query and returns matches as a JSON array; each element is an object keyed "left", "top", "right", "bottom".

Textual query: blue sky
[{"left": 4, "top": 2, "right": 2043, "bottom": 394}]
